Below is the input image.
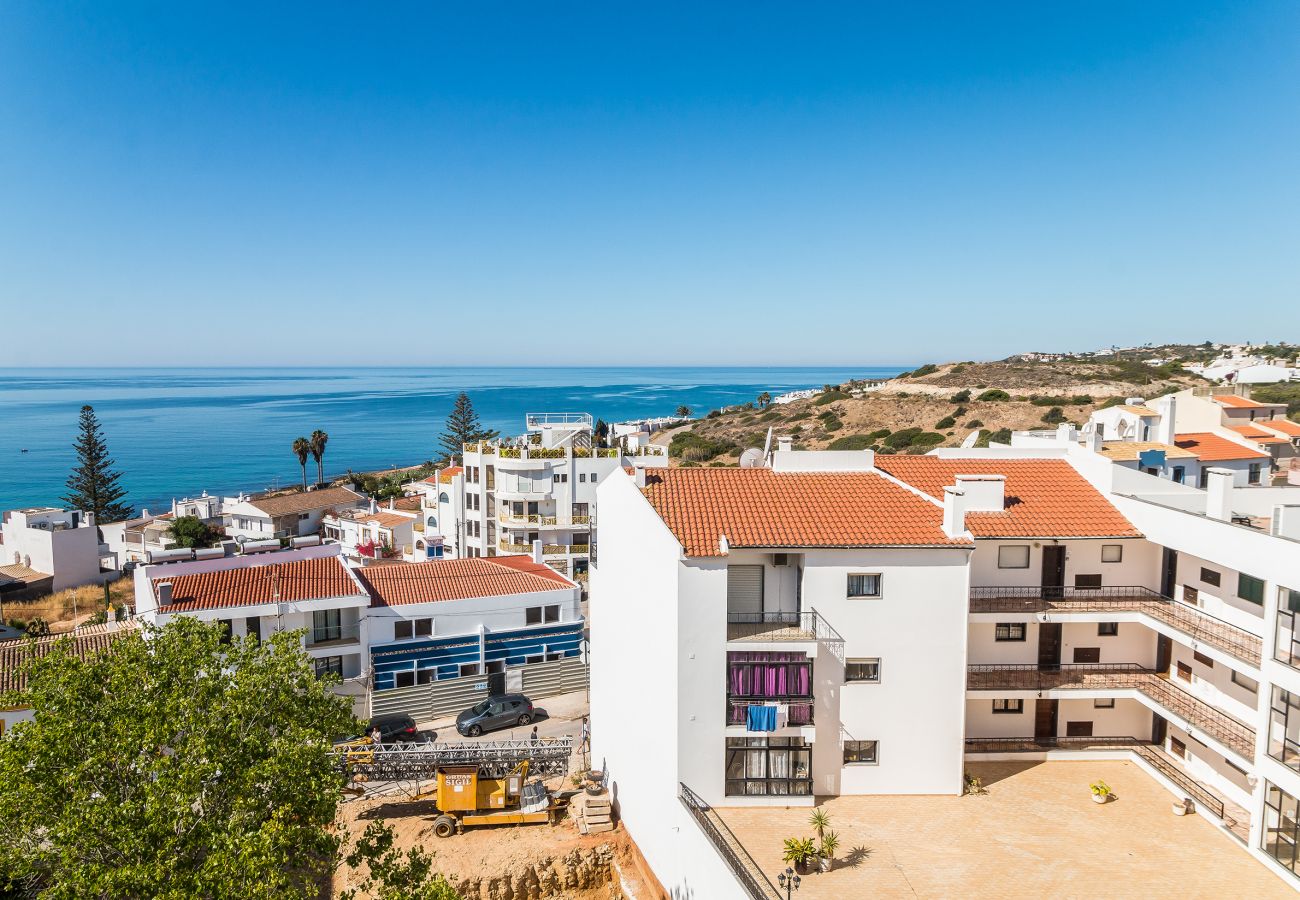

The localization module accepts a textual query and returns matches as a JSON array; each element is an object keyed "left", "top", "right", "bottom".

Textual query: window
[
  {"left": 1276, "top": 588, "right": 1300, "bottom": 670},
  {"left": 1193, "top": 651, "right": 1214, "bottom": 668},
  {"left": 298, "top": 512, "right": 309, "bottom": 521},
  {"left": 1073, "top": 647, "right": 1100, "bottom": 663},
  {"left": 312, "top": 608, "right": 341, "bottom": 643},
  {"left": 847, "top": 574, "right": 881, "bottom": 598},
  {"left": 525, "top": 605, "right": 561, "bottom": 626},
  {"left": 216, "top": 618, "right": 233, "bottom": 645},
  {"left": 843, "top": 740, "right": 878, "bottom": 765},
  {"left": 1066, "top": 721, "right": 1094, "bottom": 737},
  {"left": 245, "top": 617, "right": 261, "bottom": 643},
  {"left": 314, "top": 656, "right": 343, "bottom": 678},
  {"left": 1171, "top": 466, "right": 1185, "bottom": 484},
  {"left": 1249, "top": 463, "right": 1263, "bottom": 485},
  {"left": 1264, "top": 782, "right": 1300, "bottom": 879},
  {"left": 1100, "top": 545, "right": 1123, "bottom": 563},
  {"left": 459, "top": 663, "right": 480, "bottom": 677},
  {"left": 995, "top": 623, "right": 1027, "bottom": 642},
  {"left": 554, "top": 473, "right": 568, "bottom": 483},
  {"left": 1094, "top": 698, "right": 1115, "bottom": 709},
  {"left": 1232, "top": 670, "right": 1259, "bottom": 693},
  {"left": 1183, "top": 585, "right": 1199, "bottom": 605},
  {"left": 394, "top": 621, "right": 412, "bottom": 640},
  {"left": 1201, "top": 567, "right": 1221, "bottom": 587},
  {"left": 845, "top": 659, "right": 880, "bottom": 683},
  {"left": 1098, "top": 622, "right": 1119, "bottom": 637},
  {"left": 578, "top": 473, "right": 587, "bottom": 483},
  {"left": 1170, "top": 736, "right": 1186, "bottom": 758},
  {"left": 415, "top": 618, "right": 433, "bottom": 637},
  {"left": 1176, "top": 661, "right": 1192, "bottom": 682},
  {"left": 417, "top": 668, "right": 435, "bottom": 685},
  {"left": 725, "top": 737, "right": 812, "bottom": 796},
  {"left": 1270, "top": 688, "right": 1300, "bottom": 772},
  {"left": 992, "top": 699, "right": 1023, "bottom": 714},
  {"left": 393, "top": 671, "right": 415, "bottom": 688},
  {"left": 998, "top": 545, "right": 1030, "bottom": 569},
  {"left": 1239, "top": 573, "right": 1266, "bottom": 606},
  {"left": 1074, "top": 574, "right": 1102, "bottom": 589}
]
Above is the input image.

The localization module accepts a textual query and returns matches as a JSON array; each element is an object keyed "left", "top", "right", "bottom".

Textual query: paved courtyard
[{"left": 713, "top": 760, "right": 1292, "bottom": 899}]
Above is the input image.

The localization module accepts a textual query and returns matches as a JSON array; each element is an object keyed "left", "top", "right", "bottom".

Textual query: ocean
[{"left": 0, "top": 366, "right": 905, "bottom": 515}]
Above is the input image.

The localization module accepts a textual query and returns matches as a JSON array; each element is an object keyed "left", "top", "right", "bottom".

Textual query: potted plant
[
  {"left": 1173, "top": 798, "right": 1193, "bottom": 816},
  {"left": 808, "top": 808, "right": 833, "bottom": 873},
  {"left": 818, "top": 829, "right": 840, "bottom": 873},
  {"left": 1090, "top": 780, "right": 1111, "bottom": 804},
  {"left": 782, "top": 837, "right": 819, "bottom": 874}
]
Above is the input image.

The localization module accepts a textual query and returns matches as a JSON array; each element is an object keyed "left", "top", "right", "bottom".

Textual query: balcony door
[
  {"left": 727, "top": 565, "right": 764, "bottom": 617},
  {"left": 1041, "top": 546, "right": 1066, "bottom": 599},
  {"left": 312, "top": 608, "right": 341, "bottom": 643}
]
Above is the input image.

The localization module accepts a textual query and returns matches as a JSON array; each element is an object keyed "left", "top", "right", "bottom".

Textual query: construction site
[{"left": 331, "top": 734, "right": 658, "bottom": 899}]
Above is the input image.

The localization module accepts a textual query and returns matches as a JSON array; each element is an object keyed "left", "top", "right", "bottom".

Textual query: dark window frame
[
  {"left": 1263, "top": 782, "right": 1300, "bottom": 878},
  {"left": 1098, "top": 622, "right": 1119, "bottom": 637},
  {"left": 843, "top": 740, "right": 879, "bottom": 765},
  {"left": 994, "top": 622, "right": 1027, "bottom": 642},
  {"left": 725, "top": 737, "right": 813, "bottom": 797},
  {"left": 1239, "top": 573, "right": 1266, "bottom": 606},
  {"left": 991, "top": 699, "right": 1024, "bottom": 714},
  {"left": 847, "top": 573, "right": 882, "bottom": 598},
  {"left": 1200, "top": 567, "right": 1221, "bottom": 588},
  {"left": 845, "top": 658, "right": 881, "bottom": 683},
  {"left": 1269, "top": 688, "right": 1300, "bottom": 773}
]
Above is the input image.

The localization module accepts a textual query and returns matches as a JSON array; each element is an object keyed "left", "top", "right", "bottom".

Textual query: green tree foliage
[
  {"left": 675, "top": 405, "right": 693, "bottom": 418},
  {"left": 309, "top": 430, "right": 330, "bottom": 485},
  {"left": 908, "top": 364, "right": 938, "bottom": 378},
  {"left": 168, "top": 515, "right": 219, "bottom": 549},
  {"left": 950, "top": 390, "right": 971, "bottom": 403},
  {"left": 438, "top": 393, "right": 498, "bottom": 461},
  {"left": 61, "top": 405, "right": 132, "bottom": 523},
  {"left": 0, "top": 619, "right": 458, "bottom": 900},
  {"left": 1041, "top": 406, "right": 1067, "bottom": 424},
  {"left": 1251, "top": 383, "right": 1300, "bottom": 419},
  {"left": 827, "top": 434, "right": 876, "bottom": 451},
  {"left": 668, "top": 431, "right": 737, "bottom": 462},
  {"left": 975, "top": 389, "right": 1010, "bottom": 402},
  {"left": 292, "top": 436, "right": 311, "bottom": 490},
  {"left": 756, "top": 392, "right": 772, "bottom": 409},
  {"left": 341, "top": 821, "right": 460, "bottom": 900},
  {"left": 813, "top": 391, "right": 850, "bottom": 406},
  {"left": 1099, "top": 396, "right": 1126, "bottom": 409},
  {"left": 934, "top": 416, "right": 956, "bottom": 430}
]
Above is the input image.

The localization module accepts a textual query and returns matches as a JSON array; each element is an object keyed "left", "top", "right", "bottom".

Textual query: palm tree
[
  {"left": 309, "top": 430, "right": 329, "bottom": 485},
  {"left": 292, "top": 437, "right": 311, "bottom": 490},
  {"left": 758, "top": 392, "right": 772, "bottom": 409}
]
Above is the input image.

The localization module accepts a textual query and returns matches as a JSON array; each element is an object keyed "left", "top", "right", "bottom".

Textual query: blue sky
[{"left": 1, "top": 2, "right": 1296, "bottom": 366}]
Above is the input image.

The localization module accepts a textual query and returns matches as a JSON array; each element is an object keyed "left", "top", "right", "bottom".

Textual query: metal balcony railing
[
  {"left": 726, "top": 696, "right": 815, "bottom": 727},
  {"left": 678, "top": 783, "right": 780, "bottom": 900},
  {"left": 306, "top": 622, "right": 362, "bottom": 647},
  {"left": 726, "top": 610, "right": 845, "bottom": 643},
  {"left": 966, "top": 663, "right": 1256, "bottom": 759},
  {"left": 969, "top": 585, "right": 1262, "bottom": 667}
]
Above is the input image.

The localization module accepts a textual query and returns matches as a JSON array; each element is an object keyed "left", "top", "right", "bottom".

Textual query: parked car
[
  {"left": 455, "top": 694, "right": 534, "bottom": 737},
  {"left": 366, "top": 714, "right": 420, "bottom": 744}
]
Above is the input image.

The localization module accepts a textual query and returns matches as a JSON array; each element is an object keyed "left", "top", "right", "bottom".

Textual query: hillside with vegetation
[{"left": 662, "top": 354, "right": 1208, "bottom": 463}]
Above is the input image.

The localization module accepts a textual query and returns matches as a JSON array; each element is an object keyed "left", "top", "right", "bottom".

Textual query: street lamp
[{"left": 777, "top": 867, "right": 800, "bottom": 898}]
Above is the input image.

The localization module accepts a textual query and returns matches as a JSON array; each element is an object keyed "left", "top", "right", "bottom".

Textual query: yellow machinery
[{"left": 425, "top": 760, "right": 561, "bottom": 837}]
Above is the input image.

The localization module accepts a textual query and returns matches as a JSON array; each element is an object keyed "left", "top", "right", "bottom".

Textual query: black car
[
  {"left": 455, "top": 694, "right": 534, "bottom": 737},
  {"left": 366, "top": 714, "right": 420, "bottom": 744}
]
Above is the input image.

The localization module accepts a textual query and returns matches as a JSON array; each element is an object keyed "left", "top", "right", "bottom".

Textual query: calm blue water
[{"left": 0, "top": 366, "right": 904, "bottom": 514}]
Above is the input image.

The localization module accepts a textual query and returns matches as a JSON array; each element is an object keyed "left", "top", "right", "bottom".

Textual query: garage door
[{"left": 727, "top": 565, "right": 764, "bottom": 615}]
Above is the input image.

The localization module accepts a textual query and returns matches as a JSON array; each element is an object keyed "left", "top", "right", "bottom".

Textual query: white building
[
  {"left": 592, "top": 440, "right": 1300, "bottom": 896},
  {"left": 431, "top": 413, "right": 668, "bottom": 582},
  {"left": 220, "top": 485, "right": 366, "bottom": 542},
  {"left": 321, "top": 506, "right": 419, "bottom": 563},
  {"left": 0, "top": 507, "right": 107, "bottom": 592}
]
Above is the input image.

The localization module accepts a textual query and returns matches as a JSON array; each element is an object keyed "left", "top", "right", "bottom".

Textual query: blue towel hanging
[{"left": 745, "top": 705, "right": 777, "bottom": 732}]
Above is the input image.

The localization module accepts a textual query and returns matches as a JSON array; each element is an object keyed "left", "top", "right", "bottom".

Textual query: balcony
[
  {"left": 969, "top": 585, "right": 1262, "bottom": 668},
  {"left": 496, "top": 539, "right": 591, "bottom": 556},
  {"left": 726, "top": 696, "right": 815, "bottom": 727},
  {"left": 498, "top": 513, "right": 594, "bottom": 528},
  {"left": 967, "top": 663, "right": 1256, "bottom": 760},
  {"left": 726, "top": 610, "right": 844, "bottom": 644},
  {"left": 306, "top": 622, "right": 362, "bottom": 648}
]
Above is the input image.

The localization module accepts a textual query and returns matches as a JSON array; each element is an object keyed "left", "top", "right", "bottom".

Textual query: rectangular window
[
  {"left": 578, "top": 473, "right": 587, "bottom": 483},
  {"left": 314, "top": 656, "right": 343, "bottom": 678},
  {"left": 995, "top": 623, "right": 1027, "bottom": 642},
  {"left": 1098, "top": 622, "right": 1119, "bottom": 636},
  {"left": 1232, "top": 670, "right": 1259, "bottom": 693},
  {"left": 1263, "top": 782, "right": 1300, "bottom": 878},
  {"left": 1170, "top": 736, "right": 1186, "bottom": 758},
  {"left": 1201, "top": 567, "right": 1221, "bottom": 587},
  {"left": 998, "top": 545, "right": 1030, "bottom": 569},
  {"left": 217, "top": 619, "right": 233, "bottom": 645},
  {"left": 394, "top": 620, "right": 413, "bottom": 640},
  {"left": 1249, "top": 463, "right": 1262, "bottom": 485},
  {"left": 1100, "top": 545, "right": 1123, "bottom": 563},
  {"left": 1270, "top": 688, "right": 1300, "bottom": 773},
  {"left": 1183, "top": 585, "right": 1199, "bottom": 605},
  {"left": 245, "top": 617, "right": 261, "bottom": 643},
  {"left": 544, "top": 604, "right": 560, "bottom": 623},
  {"left": 1065, "top": 721, "right": 1094, "bottom": 737},
  {"left": 843, "top": 740, "right": 878, "bottom": 765},
  {"left": 847, "top": 574, "right": 881, "bottom": 598},
  {"left": 459, "top": 663, "right": 480, "bottom": 677},
  {"left": 1193, "top": 651, "right": 1214, "bottom": 668},
  {"left": 1239, "top": 573, "right": 1266, "bottom": 606},
  {"left": 1176, "top": 661, "right": 1192, "bottom": 682},
  {"left": 526, "top": 607, "right": 542, "bottom": 625},
  {"left": 1074, "top": 574, "right": 1102, "bottom": 589},
  {"left": 1094, "top": 698, "right": 1115, "bottom": 709},
  {"left": 845, "top": 658, "right": 880, "bottom": 683},
  {"left": 1072, "top": 647, "right": 1101, "bottom": 664},
  {"left": 725, "top": 737, "right": 812, "bottom": 797},
  {"left": 1171, "top": 466, "right": 1185, "bottom": 484},
  {"left": 393, "top": 670, "right": 415, "bottom": 688},
  {"left": 1276, "top": 589, "right": 1300, "bottom": 670},
  {"left": 992, "top": 699, "right": 1024, "bottom": 714},
  {"left": 414, "top": 618, "right": 432, "bottom": 637}
]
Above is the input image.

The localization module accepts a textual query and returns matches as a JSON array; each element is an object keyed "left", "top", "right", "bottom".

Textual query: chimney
[
  {"left": 1154, "top": 395, "right": 1177, "bottom": 445},
  {"left": 1273, "top": 505, "right": 1300, "bottom": 540},
  {"left": 531, "top": 540, "right": 543, "bottom": 564},
  {"left": 1087, "top": 429, "right": 1104, "bottom": 452},
  {"left": 1204, "top": 467, "right": 1234, "bottom": 522},
  {"left": 955, "top": 474, "right": 1006, "bottom": 512},
  {"left": 632, "top": 467, "right": 647, "bottom": 489},
  {"left": 156, "top": 582, "right": 173, "bottom": 606},
  {"left": 369, "top": 498, "right": 377, "bottom": 514},
  {"left": 942, "top": 487, "right": 967, "bottom": 538},
  {"left": 777, "top": 437, "right": 793, "bottom": 453}
]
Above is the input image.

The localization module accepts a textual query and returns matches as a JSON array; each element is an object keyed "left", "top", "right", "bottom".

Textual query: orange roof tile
[
  {"left": 1225, "top": 424, "right": 1289, "bottom": 444},
  {"left": 1174, "top": 433, "right": 1270, "bottom": 462},
  {"left": 641, "top": 468, "right": 971, "bottom": 558},
  {"left": 152, "top": 556, "right": 366, "bottom": 612},
  {"left": 0, "top": 623, "right": 138, "bottom": 694},
  {"left": 1261, "top": 419, "right": 1300, "bottom": 438},
  {"left": 1213, "top": 395, "right": 1266, "bottom": 409},
  {"left": 874, "top": 457, "right": 1140, "bottom": 539},
  {"left": 355, "top": 511, "right": 416, "bottom": 528},
  {"left": 439, "top": 466, "right": 463, "bottom": 484},
  {"left": 358, "top": 555, "right": 573, "bottom": 606}
]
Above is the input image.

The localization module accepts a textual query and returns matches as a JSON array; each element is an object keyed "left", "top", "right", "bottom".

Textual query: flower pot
[
  {"left": 819, "top": 857, "right": 833, "bottom": 874},
  {"left": 1172, "top": 802, "right": 1188, "bottom": 816},
  {"left": 1091, "top": 793, "right": 1107, "bottom": 804},
  {"left": 795, "top": 860, "right": 814, "bottom": 875}
]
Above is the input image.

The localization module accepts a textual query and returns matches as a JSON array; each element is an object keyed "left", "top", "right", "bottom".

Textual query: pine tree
[
  {"left": 61, "top": 405, "right": 132, "bottom": 523},
  {"left": 438, "top": 393, "right": 497, "bottom": 460}
]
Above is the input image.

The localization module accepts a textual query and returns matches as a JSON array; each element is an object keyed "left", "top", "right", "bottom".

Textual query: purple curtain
[{"left": 727, "top": 652, "right": 811, "bottom": 698}]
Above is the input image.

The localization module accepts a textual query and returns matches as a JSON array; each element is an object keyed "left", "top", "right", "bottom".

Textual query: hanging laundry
[{"left": 745, "top": 705, "right": 778, "bottom": 732}]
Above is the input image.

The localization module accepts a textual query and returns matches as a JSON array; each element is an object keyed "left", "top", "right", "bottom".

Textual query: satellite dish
[{"left": 739, "top": 448, "right": 766, "bottom": 469}]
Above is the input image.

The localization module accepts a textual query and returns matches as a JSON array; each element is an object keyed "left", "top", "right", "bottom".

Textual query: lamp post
[{"left": 777, "top": 867, "right": 800, "bottom": 898}]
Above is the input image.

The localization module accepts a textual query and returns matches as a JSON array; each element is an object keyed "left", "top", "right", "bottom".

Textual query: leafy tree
[
  {"left": 675, "top": 405, "right": 692, "bottom": 418},
  {"left": 756, "top": 392, "right": 772, "bottom": 409},
  {"left": 61, "top": 405, "right": 132, "bottom": 523},
  {"left": 292, "top": 436, "right": 311, "bottom": 490},
  {"left": 309, "top": 430, "right": 330, "bottom": 486},
  {"left": 168, "top": 515, "right": 218, "bottom": 549},
  {"left": 341, "top": 821, "right": 459, "bottom": 900},
  {"left": 438, "top": 393, "right": 497, "bottom": 461},
  {"left": 1041, "top": 406, "right": 1067, "bottom": 425},
  {"left": 593, "top": 418, "right": 609, "bottom": 447},
  {"left": 0, "top": 618, "right": 458, "bottom": 899}
]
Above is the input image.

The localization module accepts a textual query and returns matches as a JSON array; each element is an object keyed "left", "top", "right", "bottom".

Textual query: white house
[
  {"left": 321, "top": 507, "right": 419, "bottom": 562},
  {"left": 0, "top": 507, "right": 107, "bottom": 592},
  {"left": 220, "top": 485, "right": 366, "bottom": 541}
]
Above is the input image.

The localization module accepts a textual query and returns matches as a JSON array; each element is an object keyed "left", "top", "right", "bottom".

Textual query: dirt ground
[{"left": 2, "top": 578, "right": 134, "bottom": 633}]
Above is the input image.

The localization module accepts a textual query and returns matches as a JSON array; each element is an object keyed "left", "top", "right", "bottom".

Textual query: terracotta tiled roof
[
  {"left": 439, "top": 466, "right": 463, "bottom": 484},
  {"left": 0, "top": 563, "right": 51, "bottom": 583},
  {"left": 1174, "top": 433, "right": 1270, "bottom": 462},
  {"left": 152, "top": 556, "right": 366, "bottom": 612},
  {"left": 1225, "top": 424, "right": 1289, "bottom": 444},
  {"left": 246, "top": 486, "right": 365, "bottom": 518},
  {"left": 874, "top": 457, "right": 1141, "bottom": 539},
  {"left": 389, "top": 496, "right": 422, "bottom": 511},
  {"left": 0, "top": 623, "right": 136, "bottom": 694},
  {"left": 355, "top": 512, "right": 416, "bottom": 529},
  {"left": 358, "top": 555, "right": 573, "bottom": 607},
  {"left": 1261, "top": 419, "right": 1300, "bottom": 438},
  {"left": 1213, "top": 395, "right": 1267, "bottom": 409},
  {"left": 1098, "top": 442, "right": 1198, "bottom": 461},
  {"left": 641, "top": 468, "right": 970, "bottom": 558}
]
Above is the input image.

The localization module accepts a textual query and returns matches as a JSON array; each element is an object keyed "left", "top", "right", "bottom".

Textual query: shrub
[
  {"left": 867, "top": 429, "right": 892, "bottom": 441},
  {"left": 884, "top": 427, "right": 923, "bottom": 449},
  {"left": 827, "top": 434, "right": 876, "bottom": 451},
  {"left": 790, "top": 425, "right": 803, "bottom": 435},
  {"left": 934, "top": 416, "right": 956, "bottom": 430},
  {"left": 975, "top": 427, "right": 1013, "bottom": 447},
  {"left": 951, "top": 364, "right": 966, "bottom": 375},
  {"left": 821, "top": 416, "right": 843, "bottom": 432},
  {"left": 952, "top": 406, "right": 967, "bottom": 418},
  {"left": 669, "top": 431, "right": 737, "bottom": 462},
  {"left": 965, "top": 419, "right": 984, "bottom": 428},
  {"left": 706, "top": 409, "right": 721, "bottom": 419},
  {"left": 976, "top": 389, "right": 1010, "bottom": 402},
  {"left": 814, "top": 390, "right": 850, "bottom": 405},
  {"left": 909, "top": 363, "right": 938, "bottom": 378},
  {"left": 759, "top": 410, "right": 780, "bottom": 422},
  {"left": 787, "top": 410, "right": 812, "bottom": 422},
  {"left": 1071, "top": 394, "right": 1094, "bottom": 405},
  {"left": 1099, "top": 396, "right": 1125, "bottom": 409},
  {"left": 1041, "top": 407, "right": 1067, "bottom": 424},
  {"left": 912, "top": 431, "right": 945, "bottom": 446}
]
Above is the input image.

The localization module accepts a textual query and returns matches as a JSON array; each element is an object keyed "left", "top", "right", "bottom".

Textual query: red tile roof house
[{"left": 587, "top": 444, "right": 1208, "bottom": 898}]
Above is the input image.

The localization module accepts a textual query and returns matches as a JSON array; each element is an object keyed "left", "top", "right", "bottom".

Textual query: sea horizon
[{"left": 0, "top": 365, "right": 907, "bottom": 516}]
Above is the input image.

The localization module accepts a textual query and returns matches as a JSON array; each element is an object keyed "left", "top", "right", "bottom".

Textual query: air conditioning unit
[{"left": 772, "top": 553, "right": 790, "bottom": 567}]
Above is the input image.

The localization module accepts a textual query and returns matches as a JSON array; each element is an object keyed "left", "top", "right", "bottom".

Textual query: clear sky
[{"left": 1, "top": 2, "right": 1296, "bottom": 366}]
